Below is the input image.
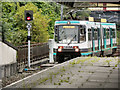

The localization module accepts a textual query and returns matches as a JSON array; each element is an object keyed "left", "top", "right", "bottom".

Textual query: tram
[{"left": 49, "top": 20, "right": 117, "bottom": 63}]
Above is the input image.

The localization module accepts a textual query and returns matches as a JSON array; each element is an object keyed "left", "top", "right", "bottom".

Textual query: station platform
[{"left": 3, "top": 57, "right": 119, "bottom": 89}]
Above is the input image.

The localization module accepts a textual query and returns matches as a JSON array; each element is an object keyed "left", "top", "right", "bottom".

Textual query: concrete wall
[
  {"left": 0, "top": 41, "right": 17, "bottom": 88},
  {"left": 0, "top": 41, "right": 17, "bottom": 80},
  {"left": 0, "top": 41, "right": 17, "bottom": 66}
]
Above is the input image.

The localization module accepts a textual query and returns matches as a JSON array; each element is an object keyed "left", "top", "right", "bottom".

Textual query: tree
[
  {"left": 2, "top": 2, "right": 16, "bottom": 42},
  {"left": 2, "top": 2, "right": 61, "bottom": 46},
  {"left": 2, "top": 2, "right": 50, "bottom": 46},
  {"left": 33, "top": 2, "right": 61, "bottom": 39}
]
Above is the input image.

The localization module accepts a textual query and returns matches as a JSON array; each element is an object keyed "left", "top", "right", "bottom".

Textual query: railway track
[{"left": 111, "top": 45, "right": 120, "bottom": 57}]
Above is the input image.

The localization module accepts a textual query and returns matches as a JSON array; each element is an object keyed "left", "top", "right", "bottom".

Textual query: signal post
[{"left": 24, "top": 10, "right": 33, "bottom": 68}]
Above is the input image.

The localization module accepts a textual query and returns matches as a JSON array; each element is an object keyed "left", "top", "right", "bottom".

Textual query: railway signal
[
  {"left": 25, "top": 10, "right": 33, "bottom": 21},
  {"left": 25, "top": 10, "right": 33, "bottom": 68}
]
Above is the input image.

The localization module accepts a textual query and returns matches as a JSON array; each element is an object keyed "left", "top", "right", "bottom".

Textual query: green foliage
[
  {"left": 75, "top": 10, "right": 91, "bottom": 20},
  {"left": 14, "top": 3, "right": 49, "bottom": 44},
  {"left": 33, "top": 2, "right": 61, "bottom": 39},
  {"left": 2, "top": 2, "right": 17, "bottom": 42},
  {"left": 2, "top": 2, "right": 61, "bottom": 46}
]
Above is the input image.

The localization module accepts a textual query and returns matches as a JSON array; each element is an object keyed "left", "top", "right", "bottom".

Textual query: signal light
[
  {"left": 25, "top": 10, "right": 33, "bottom": 21},
  {"left": 27, "top": 17, "right": 31, "bottom": 21}
]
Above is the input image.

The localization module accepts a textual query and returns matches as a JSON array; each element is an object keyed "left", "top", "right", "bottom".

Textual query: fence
[{"left": 17, "top": 43, "right": 49, "bottom": 70}]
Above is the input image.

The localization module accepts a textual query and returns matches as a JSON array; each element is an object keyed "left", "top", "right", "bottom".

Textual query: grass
[
  {"left": 39, "top": 77, "right": 48, "bottom": 84},
  {"left": 58, "top": 77, "right": 70, "bottom": 84},
  {"left": 105, "top": 59, "right": 112, "bottom": 67},
  {"left": 81, "top": 83, "right": 84, "bottom": 86},
  {"left": 67, "top": 77, "right": 70, "bottom": 80},
  {"left": 86, "top": 78, "right": 89, "bottom": 81},
  {"left": 59, "top": 79, "right": 64, "bottom": 83},
  {"left": 69, "top": 57, "right": 91, "bottom": 65},
  {"left": 61, "top": 74, "right": 63, "bottom": 77},
  {"left": 64, "top": 79, "right": 69, "bottom": 83},
  {"left": 60, "top": 67, "right": 66, "bottom": 72},
  {"left": 22, "top": 80, "right": 26, "bottom": 88},
  {"left": 113, "top": 67, "right": 115, "bottom": 69},
  {"left": 27, "top": 84, "right": 31, "bottom": 88},
  {"left": 54, "top": 82, "right": 61, "bottom": 85},
  {"left": 80, "top": 76, "right": 83, "bottom": 78},
  {"left": 115, "top": 64, "right": 117, "bottom": 67}
]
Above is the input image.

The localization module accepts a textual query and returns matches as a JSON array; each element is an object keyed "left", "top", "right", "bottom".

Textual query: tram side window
[
  {"left": 112, "top": 29, "right": 115, "bottom": 38},
  {"left": 106, "top": 29, "right": 110, "bottom": 39},
  {"left": 88, "top": 29, "right": 92, "bottom": 41},
  {"left": 94, "top": 29, "right": 98, "bottom": 40},
  {"left": 80, "top": 28, "right": 86, "bottom": 42}
]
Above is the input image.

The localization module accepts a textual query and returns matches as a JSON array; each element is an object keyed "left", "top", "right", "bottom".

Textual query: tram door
[
  {"left": 110, "top": 28, "right": 113, "bottom": 47},
  {"left": 103, "top": 28, "right": 106, "bottom": 49},
  {"left": 98, "top": 28, "right": 101, "bottom": 50},
  {"left": 92, "top": 27, "right": 95, "bottom": 51}
]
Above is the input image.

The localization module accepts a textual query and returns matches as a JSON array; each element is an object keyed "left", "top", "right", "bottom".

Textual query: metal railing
[{"left": 17, "top": 43, "right": 49, "bottom": 70}]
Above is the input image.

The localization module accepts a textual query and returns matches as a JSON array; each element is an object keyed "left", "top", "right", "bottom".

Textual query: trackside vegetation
[{"left": 2, "top": 2, "right": 61, "bottom": 46}]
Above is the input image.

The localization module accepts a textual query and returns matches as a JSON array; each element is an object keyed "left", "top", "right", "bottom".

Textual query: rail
[{"left": 111, "top": 45, "right": 120, "bottom": 57}]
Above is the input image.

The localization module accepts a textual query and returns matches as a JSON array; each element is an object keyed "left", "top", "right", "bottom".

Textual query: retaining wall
[
  {"left": 0, "top": 63, "right": 17, "bottom": 79},
  {"left": 0, "top": 41, "right": 17, "bottom": 88}
]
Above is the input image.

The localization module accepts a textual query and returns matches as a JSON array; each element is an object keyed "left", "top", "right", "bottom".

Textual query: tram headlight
[
  {"left": 58, "top": 46, "right": 63, "bottom": 52},
  {"left": 73, "top": 46, "right": 79, "bottom": 52},
  {"left": 75, "top": 48, "right": 79, "bottom": 52},
  {"left": 58, "top": 48, "right": 62, "bottom": 52}
]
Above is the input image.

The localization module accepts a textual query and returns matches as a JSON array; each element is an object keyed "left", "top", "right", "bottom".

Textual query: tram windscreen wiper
[{"left": 68, "top": 35, "right": 76, "bottom": 45}]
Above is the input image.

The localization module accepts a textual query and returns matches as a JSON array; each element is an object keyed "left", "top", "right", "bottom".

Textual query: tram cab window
[
  {"left": 106, "top": 29, "right": 110, "bottom": 39},
  {"left": 88, "top": 29, "right": 92, "bottom": 41},
  {"left": 58, "top": 25, "right": 79, "bottom": 44},
  {"left": 80, "top": 26, "right": 86, "bottom": 42},
  {"left": 112, "top": 29, "right": 115, "bottom": 38}
]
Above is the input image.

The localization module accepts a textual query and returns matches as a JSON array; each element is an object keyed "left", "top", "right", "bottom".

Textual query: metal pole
[
  {"left": 26, "top": 23, "right": 31, "bottom": 68},
  {"left": 99, "top": 14, "right": 102, "bottom": 52},
  {"left": 61, "top": 5, "right": 63, "bottom": 20},
  {"left": 28, "top": 28, "right": 30, "bottom": 68}
]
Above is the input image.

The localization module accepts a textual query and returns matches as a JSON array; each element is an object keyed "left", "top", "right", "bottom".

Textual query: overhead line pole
[{"left": 61, "top": 5, "right": 63, "bottom": 20}]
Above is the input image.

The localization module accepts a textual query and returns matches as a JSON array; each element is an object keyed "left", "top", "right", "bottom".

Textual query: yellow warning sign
[
  {"left": 101, "top": 19, "right": 107, "bottom": 22},
  {"left": 88, "top": 17, "right": 94, "bottom": 22}
]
